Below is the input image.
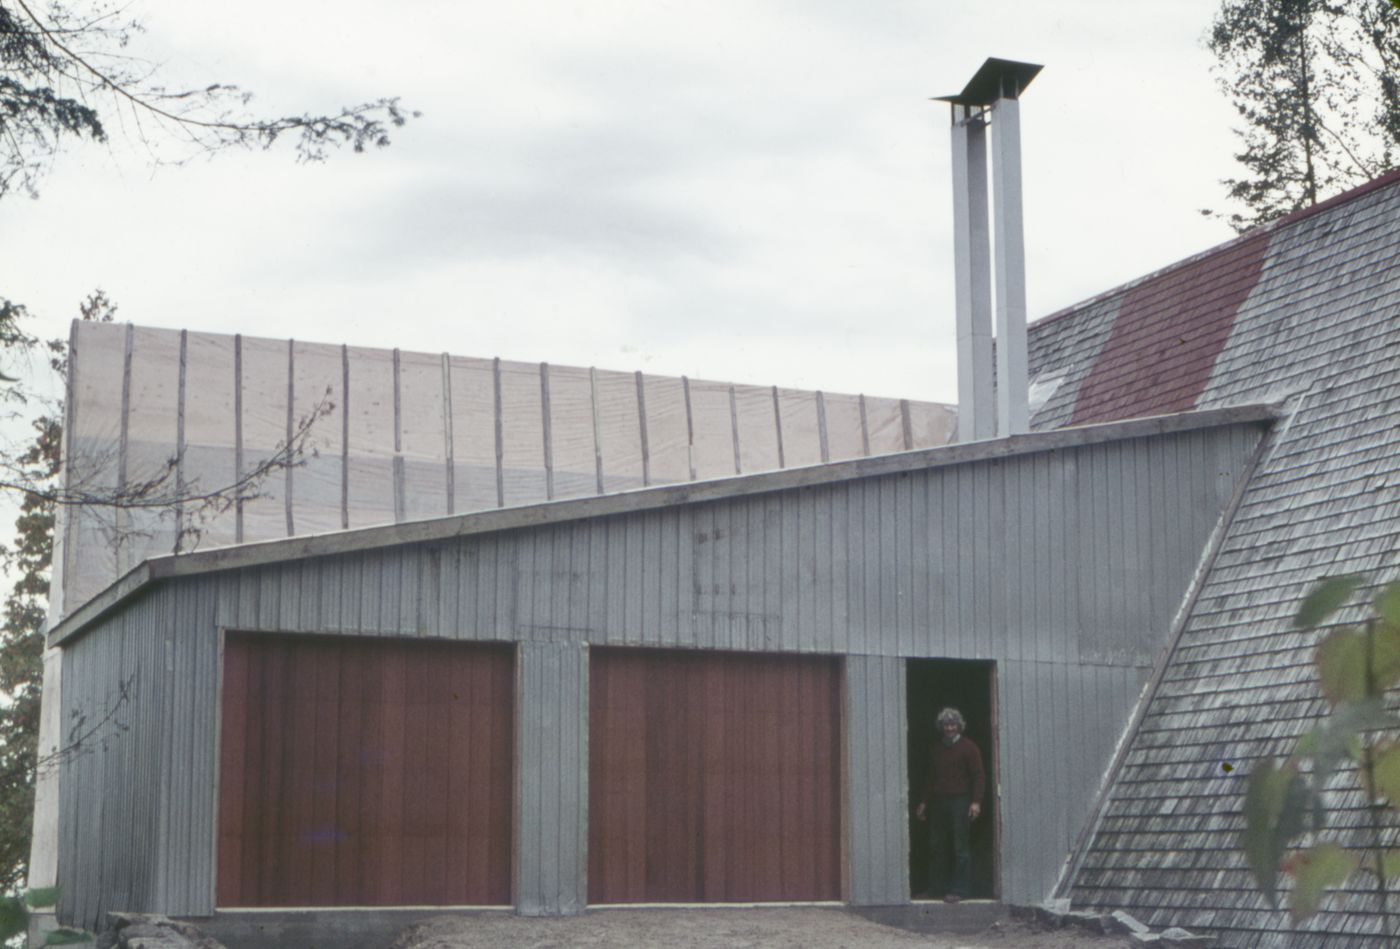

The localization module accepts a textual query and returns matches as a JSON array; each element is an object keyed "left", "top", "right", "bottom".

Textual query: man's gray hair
[{"left": 936, "top": 707, "right": 965, "bottom": 730}]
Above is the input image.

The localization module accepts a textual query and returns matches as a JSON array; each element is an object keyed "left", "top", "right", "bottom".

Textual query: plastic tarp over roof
[{"left": 54, "top": 322, "right": 955, "bottom": 616}]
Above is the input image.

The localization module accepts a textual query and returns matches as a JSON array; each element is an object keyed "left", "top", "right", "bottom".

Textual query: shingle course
[{"left": 1036, "top": 173, "right": 1400, "bottom": 948}]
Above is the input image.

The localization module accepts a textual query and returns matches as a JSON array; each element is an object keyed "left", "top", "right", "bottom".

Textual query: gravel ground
[{"left": 388, "top": 907, "right": 1134, "bottom": 949}]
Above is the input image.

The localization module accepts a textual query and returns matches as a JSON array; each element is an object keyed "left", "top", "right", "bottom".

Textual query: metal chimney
[{"left": 937, "top": 58, "right": 1041, "bottom": 440}]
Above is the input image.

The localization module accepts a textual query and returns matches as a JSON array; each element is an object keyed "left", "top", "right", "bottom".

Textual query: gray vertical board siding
[
  {"left": 515, "top": 642, "right": 588, "bottom": 915},
  {"left": 58, "top": 583, "right": 221, "bottom": 931},
  {"left": 845, "top": 655, "right": 909, "bottom": 905},
  {"left": 56, "top": 419, "right": 1266, "bottom": 923},
  {"left": 179, "top": 420, "right": 1260, "bottom": 659},
  {"left": 998, "top": 659, "right": 1153, "bottom": 905}
]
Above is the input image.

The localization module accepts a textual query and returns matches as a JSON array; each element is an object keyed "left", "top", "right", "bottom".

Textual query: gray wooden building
[
  {"left": 50, "top": 405, "right": 1271, "bottom": 930},
  {"left": 42, "top": 74, "right": 1400, "bottom": 949}
]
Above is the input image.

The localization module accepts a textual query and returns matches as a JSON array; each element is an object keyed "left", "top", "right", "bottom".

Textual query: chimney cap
[{"left": 934, "top": 57, "right": 1043, "bottom": 106}]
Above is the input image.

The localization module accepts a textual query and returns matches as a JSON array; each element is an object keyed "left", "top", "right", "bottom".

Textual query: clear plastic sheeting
[
  {"left": 642, "top": 375, "right": 690, "bottom": 486},
  {"left": 395, "top": 350, "right": 450, "bottom": 522},
  {"left": 54, "top": 321, "right": 956, "bottom": 617},
  {"left": 237, "top": 335, "right": 292, "bottom": 543},
  {"left": 906, "top": 400, "right": 957, "bottom": 451},
  {"left": 821, "top": 392, "right": 867, "bottom": 460},
  {"left": 733, "top": 384, "right": 780, "bottom": 474},
  {"left": 777, "top": 388, "right": 822, "bottom": 468},
  {"left": 447, "top": 356, "right": 498, "bottom": 513},
  {"left": 181, "top": 333, "right": 238, "bottom": 552},
  {"left": 684, "top": 379, "right": 736, "bottom": 481},
  {"left": 546, "top": 365, "right": 600, "bottom": 501},
  {"left": 498, "top": 360, "right": 548, "bottom": 507},
  {"left": 592, "top": 369, "right": 644, "bottom": 494},
  {"left": 288, "top": 340, "right": 345, "bottom": 536},
  {"left": 344, "top": 346, "right": 398, "bottom": 529},
  {"left": 864, "top": 396, "right": 907, "bottom": 455}
]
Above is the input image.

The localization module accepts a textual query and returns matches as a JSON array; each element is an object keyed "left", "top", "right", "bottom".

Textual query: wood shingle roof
[{"left": 1031, "top": 169, "right": 1400, "bottom": 947}]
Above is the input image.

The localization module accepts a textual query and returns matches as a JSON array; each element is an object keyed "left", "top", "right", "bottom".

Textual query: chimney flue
[{"left": 937, "top": 58, "right": 1041, "bottom": 441}]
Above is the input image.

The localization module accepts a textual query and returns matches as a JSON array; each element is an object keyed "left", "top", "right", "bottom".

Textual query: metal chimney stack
[{"left": 937, "top": 58, "right": 1041, "bottom": 440}]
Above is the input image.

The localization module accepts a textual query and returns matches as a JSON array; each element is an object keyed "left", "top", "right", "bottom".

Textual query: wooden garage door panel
[
  {"left": 217, "top": 634, "right": 513, "bottom": 907},
  {"left": 588, "top": 649, "right": 842, "bottom": 903}
]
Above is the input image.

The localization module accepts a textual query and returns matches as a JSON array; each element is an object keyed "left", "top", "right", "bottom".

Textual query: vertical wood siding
[
  {"left": 216, "top": 634, "right": 513, "bottom": 907},
  {"left": 515, "top": 641, "right": 588, "bottom": 915},
  {"left": 58, "top": 421, "right": 1265, "bottom": 927},
  {"left": 210, "top": 426, "right": 1263, "bottom": 678},
  {"left": 587, "top": 648, "right": 842, "bottom": 903},
  {"left": 845, "top": 654, "right": 909, "bottom": 905},
  {"left": 59, "top": 579, "right": 222, "bottom": 927}
]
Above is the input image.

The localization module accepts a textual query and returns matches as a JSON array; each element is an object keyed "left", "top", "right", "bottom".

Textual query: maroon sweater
[{"left": 919, "top": 736, "right": 985, "bottom": 805}]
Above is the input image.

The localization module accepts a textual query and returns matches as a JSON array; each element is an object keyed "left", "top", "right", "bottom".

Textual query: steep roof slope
[{"left": 1029, "top": 171, "right": 1400, "bottom": 947}]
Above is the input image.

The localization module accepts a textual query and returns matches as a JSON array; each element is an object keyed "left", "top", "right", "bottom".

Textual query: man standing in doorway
[{"left": 914, "top": 707, "right": 985, "bottom": 902}]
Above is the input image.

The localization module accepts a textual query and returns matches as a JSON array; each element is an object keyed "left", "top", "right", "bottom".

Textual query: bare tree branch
[{"left": 0, "top": 0, "right": 416, "bottom": 198}]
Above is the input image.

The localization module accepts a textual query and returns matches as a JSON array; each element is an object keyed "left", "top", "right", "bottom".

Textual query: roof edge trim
[{"left": 47, "top": 401, "right": 1282, "bottom": 648}]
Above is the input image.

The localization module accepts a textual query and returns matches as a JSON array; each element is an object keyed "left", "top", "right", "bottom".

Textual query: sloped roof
[
  {"left": 47, "top": 403, "right": 1273, "bottom": 649},
  {"left": 1033, "top": 170, "right": 1400, "bottom": 946}
]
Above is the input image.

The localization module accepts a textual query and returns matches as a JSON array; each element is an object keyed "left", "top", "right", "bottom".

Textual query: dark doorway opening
[{"left": 906, "top": 658, "right": 998, "bottom": 901}]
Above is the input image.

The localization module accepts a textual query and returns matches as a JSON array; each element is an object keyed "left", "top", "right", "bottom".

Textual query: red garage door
[
  {"left": 588, "top": 648, "right": 842, "bottom": 903},
  {"left": 217, "top": 634, "right": 514, "bottom": 907}
]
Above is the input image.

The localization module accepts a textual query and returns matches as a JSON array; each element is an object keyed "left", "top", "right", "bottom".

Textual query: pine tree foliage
[
  {"left": 1207, "top": 0, "right": 1400, "bottom": 232},
  {"left": 0, "top": 412, "right": 57, "bottom": 895},
  {"left": 0, "top": 292, "right": 104, "bottom": 895},
  {"left": 0, "top": 0, "right": 414, "bottom": 199}
]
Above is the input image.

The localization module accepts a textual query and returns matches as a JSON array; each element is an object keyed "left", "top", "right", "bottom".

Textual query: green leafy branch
[
  {"left": 1244, "top": 576, "right": 1400, "bottom": 923},
  {"left": 0, "top": 887, "right": 89, "bottom": 944}
]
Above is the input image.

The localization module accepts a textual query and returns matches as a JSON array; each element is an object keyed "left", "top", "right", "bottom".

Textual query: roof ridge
[{"left": 1031, "top": 168, "right": 1400, "bottom": 332}]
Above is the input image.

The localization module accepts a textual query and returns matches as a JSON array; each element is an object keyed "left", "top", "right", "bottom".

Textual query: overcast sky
[{"left": 0, "top": 0, "right": 1240, "bottom": 405}]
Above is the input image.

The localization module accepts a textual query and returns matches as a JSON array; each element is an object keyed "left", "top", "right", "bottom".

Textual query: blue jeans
[{"left": 928, "top": 794, "right": 971, "bottom": 897}]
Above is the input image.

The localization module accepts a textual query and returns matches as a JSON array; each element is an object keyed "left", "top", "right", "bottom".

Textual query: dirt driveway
[{"left": 389, "top": 907, "right": 1134, "bottom": 949}]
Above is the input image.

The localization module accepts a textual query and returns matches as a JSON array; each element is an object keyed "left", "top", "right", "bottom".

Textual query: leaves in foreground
[
  {"left": 1243, "top": 575, "right": 1400, "bottom": 922},
  {"left": 1282, "top": 843, "right": 1360, "bottom": 922}
]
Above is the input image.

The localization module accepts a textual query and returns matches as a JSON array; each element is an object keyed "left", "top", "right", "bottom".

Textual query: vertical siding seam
[
  {"left": 728, "top": 384, "right": 742, "bottom": 475},
  {"left": 635, "top": 371, "right": 651, "bottom": 487},
  {"left": 442, "top": 353, "right": 455, "bottom": 515},
  {"left": 117, "top": 324, "right": 134, "bottom": 572},
  {"left": 772, "top": 385, "right": 785, "bottom": 470},
  {"left": 541, "top": 363, "right": 555, "bottom": 501},
  {"left": 493, "top": 357, "right": 505, "bottom": 509},
  {"left": 391, "top": 349, "right": 406, "bottom": 524},
  {"left": 234, "top": 335, "right": 245, "bottom": 544},
  {"left": 589, "top": 367, "right": 605, "bottom": 496},
  {"left": 175, "top": 331, "right": 187, "bottom": 554},
  {"left": 682, "top": 376, "right": 697, "bottom": 481},
  {"left": 858, "top": 394, "right": 870, "bottom": 456}
]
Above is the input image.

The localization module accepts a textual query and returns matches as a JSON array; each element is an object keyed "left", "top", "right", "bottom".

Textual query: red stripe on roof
[{"left": 1070, "top": 232, "right": 1269, "bottom": 425}]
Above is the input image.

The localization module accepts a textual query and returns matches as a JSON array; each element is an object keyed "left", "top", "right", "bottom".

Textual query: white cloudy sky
[{"left": 0, "top": 0, "right": 1240, "bottom": 406}]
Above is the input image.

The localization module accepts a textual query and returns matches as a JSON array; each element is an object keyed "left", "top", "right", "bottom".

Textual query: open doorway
[{"left": 906, "top": 658, "right": 998, "bottom": 901}]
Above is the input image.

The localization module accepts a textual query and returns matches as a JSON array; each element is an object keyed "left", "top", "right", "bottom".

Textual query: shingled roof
[{"left": 1029, "top": 170, "right": 1400, "bottom": 947}]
